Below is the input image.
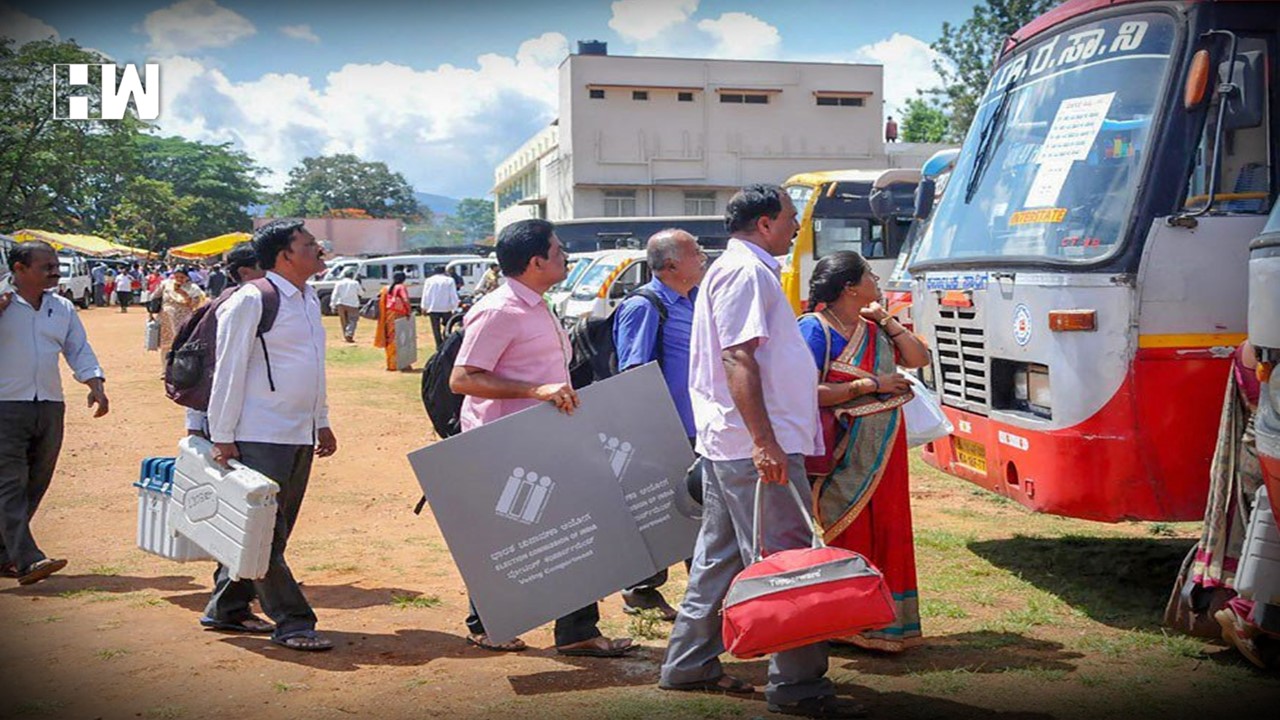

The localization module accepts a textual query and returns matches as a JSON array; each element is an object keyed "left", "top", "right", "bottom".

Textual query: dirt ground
[{"left": 1, "top": 307, "right": 1279, "bottom": 720}]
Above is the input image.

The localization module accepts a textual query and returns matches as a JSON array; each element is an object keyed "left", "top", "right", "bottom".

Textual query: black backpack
[
  {"left": 567, "top": 288, "right": 666, "bottom": 390},
  {"left": 415, "top": 328, "right": 466, "bottom": 515}
]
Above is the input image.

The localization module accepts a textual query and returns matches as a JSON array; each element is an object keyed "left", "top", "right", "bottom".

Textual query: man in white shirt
[
  {"left": 0, "top": 242, "right": 109, "bottom": 585},
  {"left": 420, "top": 264, "right": 461, "bottom": 347},
  {"left": 659, "top": 186, "right": 865, "bottom": 718},
  {"left": 330, "top": 268, "right": 362, "bottom": 343},
  {"left": 202, "top": 219, "right": 338, "bottom": 652}
]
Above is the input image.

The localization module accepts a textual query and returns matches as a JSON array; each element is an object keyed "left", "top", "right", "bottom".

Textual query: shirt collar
[
  {"left": 10, "top": 287, "right": 56, "bottom": 310},
  {"left": 650, "top": 277, "right": 695, "bottom": 304},
  {"left": 506, "top": 277, "right": 545, "bottom": 307},
  {"left": 266, "top": 271, "right": 303, "bottom": 298},
  {"left": 728, "top": 238, "right": 781, "bottom": 272}
]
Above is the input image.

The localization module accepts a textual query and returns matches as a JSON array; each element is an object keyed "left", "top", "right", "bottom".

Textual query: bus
[
  {"left": 908, "top": 0, "right": 1278, "bottom": 522},
  {"left": 781, "top": 168, "right": 921, "bottom": 314},
  {"left": 551, "top": 216, "right": 730, "bottom": 254},
  {"left": 1251, "top": 201, "right": 1280, "bottom": 520},
  {"left": 884, "top": 149, "right": 961, "bottom": 329}
]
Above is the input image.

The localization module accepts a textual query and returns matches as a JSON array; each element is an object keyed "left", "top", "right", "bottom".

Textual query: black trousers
[
  {"left": 427, "top": 312, "right": 451, "bottom": 347},
  {"left": 466, "top": 597, "right": 602, "bottom": 646},
  {"left": 203, "top": 442, "right": 317, "bottom": 639},
  {"left": 0, "top": 401, "right": 65, "bottom": 571}
]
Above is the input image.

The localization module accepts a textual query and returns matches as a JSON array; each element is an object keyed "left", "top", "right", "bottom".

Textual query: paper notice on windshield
[
  {"left": 1036, "top": 92, "right": 1115, "bottom": 165},
  {"left": 1025, "top": 161, "right": 1072, "bottom": 208}
]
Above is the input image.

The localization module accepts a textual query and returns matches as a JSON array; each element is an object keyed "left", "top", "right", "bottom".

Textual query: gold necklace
[{"left": 822, "top": 307, "right": 854, "bottom": 335}]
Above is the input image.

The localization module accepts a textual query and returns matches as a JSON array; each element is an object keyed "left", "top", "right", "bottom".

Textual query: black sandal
[{"left": 200, "top": 615, "right": 275, "bottom": 634}]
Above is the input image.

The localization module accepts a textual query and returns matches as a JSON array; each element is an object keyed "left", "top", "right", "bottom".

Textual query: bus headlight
[
  {"left": 1003, "top": 361, "right": 1051, "bottom": 418},
  {"left": 1027, "top": 365, "right": 1051, "bottom": 411}
]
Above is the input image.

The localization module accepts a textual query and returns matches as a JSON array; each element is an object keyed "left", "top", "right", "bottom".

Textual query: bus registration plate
[{"left": 953, "top": 437, "right": 987, "bottom": 474}]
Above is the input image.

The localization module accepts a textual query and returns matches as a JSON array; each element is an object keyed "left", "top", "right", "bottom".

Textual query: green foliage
[
  {"left": 930, "top": 0, "right": 1056, "bottom": 141},
  {"left": 271, "top": 154, "right": 423, "bottom": 220},
  {"left": 447, "top": 198, "right": 495, "bottom": 242},
  {"left": 900, "top": 97, "right": 950, "bottom": 143},
  {"left": 102, "top": 177, "right": 195, "bottom": 252}
]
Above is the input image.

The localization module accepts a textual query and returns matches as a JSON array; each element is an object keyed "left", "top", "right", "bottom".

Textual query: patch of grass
[
  {"left": 920, "top": 599, "right": 970, "bottom": 619},
  {"left": 57, "top": 587, "right": 109, "bottom": 601},
  {"left": 998, "top": 596, "right": 1059, "bottom": 632},
  {"left": 968, "top": 487, "right": 1015, "bottom": 506},
  {"left": 11, "top": 699, "right": 67, "bottom": 716},
  {"left": 95, "top": 648, "right": 129, "bottom": 660},
  {"left": 305, "top": 562, "right": 361, "bottom": 574},
  {"left": 627, "top": 608, "right": 669, "bottom": 640},
  {"left": 96, "top": 619, "right": 123, "bottom": 631},
  {"left": 1157, "top": 631, "right": 1207, "bottom": 659},
  {"left": 911, "top": 668, "right": 974, "bottom": 695},
  {"left": 130, "top": 594, "right": 166, "bottom": 608},
  {"left": 272, "top": 681, "right": 310, "bottom": 693},
  {"left": 327, "top": 345, "right": 385, "bottom": 366},
  {"left": 88, "top": 564, "right": 126, "bottom": 576},
  {"left": 1147, "top": 522, "right": 1177, "bottom": 537},
  {"left": 404, "top": 677, "right": 432, "bottom": 690},
  {"left": 915, "top": 528, "right": 976, "bottom": 551},
  {"left": 1076, "top": 672, "right": 1109, "bottom": 687},
  {"left": 566, "top": 695, "right": 740, "bottom": 720},
  {"left": 390, "top": 593, "right": 442, "bottom": 610},
  {"left": 145, "top": 706, "right": 185, "bottom": 719},
  {"left": 19, "top": 615, "right": 62, "bottom": 625},
  {"left": 1000, "top": 667, "right": 1068, "bottom": 682}
]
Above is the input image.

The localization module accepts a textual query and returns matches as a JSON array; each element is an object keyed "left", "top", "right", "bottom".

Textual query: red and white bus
[{"left": 909, "top": 0, "right": 1278, "bottom": 521}]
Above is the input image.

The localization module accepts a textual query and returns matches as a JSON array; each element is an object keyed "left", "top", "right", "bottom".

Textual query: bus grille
[{"left": 935, "top": 306, "right": 988, "bottom": 411}]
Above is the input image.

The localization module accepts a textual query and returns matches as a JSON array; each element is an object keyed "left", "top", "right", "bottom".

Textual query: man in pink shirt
[
  {"left": 659, "top": 186, "right": 866, "bottom": 718},
  {"left": 449, "top": 218, "right": 635, "bottom": 658}
]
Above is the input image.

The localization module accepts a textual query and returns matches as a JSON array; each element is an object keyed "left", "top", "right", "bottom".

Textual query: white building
[{"left": 494, "top": 44, "right": 945, "bottom": 232}]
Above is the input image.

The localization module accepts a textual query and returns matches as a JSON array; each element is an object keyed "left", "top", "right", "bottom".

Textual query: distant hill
[{"left": 416, "top": 192, "right": 460, "bottom": 218}]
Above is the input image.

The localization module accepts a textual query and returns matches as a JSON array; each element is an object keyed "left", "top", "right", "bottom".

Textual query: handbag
[
  {"left": 902, "top": 373, "right": 953, "bottom": 447},
  {"left": 804, "top": 314, "right": 839, "bottom": 476},
  {"left": 722, "top": 480, "right": 897, "bottom": 659},
  {"left": 359, "top": 297, "right": 380, "bottom": 320}
]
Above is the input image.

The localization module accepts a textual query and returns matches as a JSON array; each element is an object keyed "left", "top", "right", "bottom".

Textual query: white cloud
[
  {"left": 0, "top": 3, "right": 58, "bottom": 44},
  {"left": 155, "top": 32, "right": 569, "bottom": 199},
  {"left": 143, "top": 0, "right": 255, "bottom": 54},
  {"left": 608, "top": 0, "right": 698, "bottom": 43},
  {"left": 280, "top": 24, "right": 320, "bottom": 44},
  {"left": 696, "top": 12, "right": 781, "bottom": 60},
  {"left": 849, "top": 33, "right": 948, "bottom": 116}
]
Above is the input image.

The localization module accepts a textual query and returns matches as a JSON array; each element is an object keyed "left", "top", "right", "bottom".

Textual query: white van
[
  {"left": 560, "top": 249, "right": 649, "bottom": 322},
  {"left": 312, "top": 254, "right": 479, "bottom": 314},
  {"left": 57, "top": 253, "right": 91, "bottom": 308},
  {"left": 547, "top": 250, "right": 610, "bottom": 318},
  {"left": 445, "top": 257, "right": 498, "bottom": 297}
]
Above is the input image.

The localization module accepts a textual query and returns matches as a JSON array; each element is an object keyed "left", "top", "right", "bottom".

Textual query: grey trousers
[
  {"left": 203, "top": 442, "right": 317, "bottom": 639},
  {"left": 0, "top": 402, "right": 65, "bottom": 571},
  {"left": 336, "top": 305, "right": 359, "bottom": 340},
  {"left": 660, "top": 454, "right": 833, "bottom": 705}
]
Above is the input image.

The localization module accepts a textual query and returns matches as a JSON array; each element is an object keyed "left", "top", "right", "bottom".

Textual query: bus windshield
[{"left": 913, "top": 13, "right": 1176, "bottom": 268}]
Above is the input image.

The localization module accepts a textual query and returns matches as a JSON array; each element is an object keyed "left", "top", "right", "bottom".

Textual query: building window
[
  {"left": 684, "top": 191, "right": 716, "bottom": 216},
  {"left": 589, "top": 88, "right": 605, "bottom": 99},
  {"left": 632, "top": 90, "right": 648, "bottom": 101},
  {"left": 604, "top": 190, "right": 636, "bottom": 217},
  {"left": 720, "top": 93, "right": 769, "bottom": 104},
  {"left": 816, "top": 95, "right": 865, "bottom": 107},
  {"left": 678, "top": 92, "right": 694, "bottom": 102}
]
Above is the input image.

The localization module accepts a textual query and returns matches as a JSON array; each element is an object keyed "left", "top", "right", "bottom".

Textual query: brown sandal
[
  {"left": 556, "top": 637, "right": 635, "bottom": 657},
  {"left": 466, "top": 633, "right": 528, "bottom": 652},
  {"left": 661, "top": 674, "right": 755, "bottom": 694}
]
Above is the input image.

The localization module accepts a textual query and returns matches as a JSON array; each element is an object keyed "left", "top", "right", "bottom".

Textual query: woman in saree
[
  {"left": 157, "top": 268, "right": 205, "bottom": 358},
  {"left": 1166, "top": 342, "right": 1277, "bottom": 667},
  {"left": 797, "top": 251, "right": 930, "bottom": 653},
  {"left": 374, "top": 271, "right": 417, "bottom": 372}
]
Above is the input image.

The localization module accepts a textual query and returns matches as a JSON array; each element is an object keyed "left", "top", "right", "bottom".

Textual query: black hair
[
  {"left": 253, "top": 219, "right": 306, "bottom": 270},
  {"left": 7, "top": 241, "right": 56, "bottom": 271},
  {"left": 392, "top": 271, "right": 407, "bottom": 286},
  {"left": 433, "top": 265, "right": 448, "bottom": 275},
  {"left": 807, "top": 251, "right": 870, "bottom": 312},
  {"left": 725, "top": 184, "right": 785, "bottom": 234},
  {"left": 225, "top": 241, "right": 259, "bottom": 284},
  {"left": 495, "top": 219, "right": 555, "bottom": 277}
]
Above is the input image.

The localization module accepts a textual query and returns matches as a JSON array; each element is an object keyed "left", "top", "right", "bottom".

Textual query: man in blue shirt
[{"left": 612, "top": 228, "right": 706, "bottom": 619}]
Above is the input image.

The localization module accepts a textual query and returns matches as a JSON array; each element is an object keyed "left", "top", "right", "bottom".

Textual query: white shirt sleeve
[
  {"left": 207, "top": 288, "right": 262, "bottom": 444},
  {"left": 62, "top": 303, "right": 105, "bottom": 383},
  {"left": 185, "top": 408, "right": 208, "bottom": 433}
]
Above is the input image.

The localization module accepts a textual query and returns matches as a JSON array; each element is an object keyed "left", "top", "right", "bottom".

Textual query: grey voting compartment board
[{"left": 407, "top": 362, "right": 698, "bottom": 644}]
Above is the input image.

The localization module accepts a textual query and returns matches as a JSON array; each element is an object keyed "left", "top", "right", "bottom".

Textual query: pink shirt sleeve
[
  {"left": 712, "top": 265, "right": 771, "bottom": 350},
  {"left": 456, "top": 305, "right": 514, "bottom": 372}
]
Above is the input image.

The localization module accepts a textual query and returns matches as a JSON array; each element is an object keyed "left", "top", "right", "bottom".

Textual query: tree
[
  {"left": 900, "top": 98, "right": 950, "bottom": 143},
  {"left": 271, "top": 154, "right": 423, "bottom": 220},
  {"left": 102, "top": 177, "right": 196, "bottom": 252},
  {"left": 447, "top": 198, "right": 495, "bottom": 243},
  {"left": 930, "top": 0, "right": 1056, "bottom": 141},
  {"left": 133, "top": 135, "right": 264, "bottom": 241}
]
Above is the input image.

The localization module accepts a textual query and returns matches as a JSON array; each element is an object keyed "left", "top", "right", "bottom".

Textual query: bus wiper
[{"left": 964, "top": 75, "right": 1018, "bottom": 204}]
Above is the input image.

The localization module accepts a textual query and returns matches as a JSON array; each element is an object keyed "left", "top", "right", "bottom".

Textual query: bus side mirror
[
  {"left": 869, "top": 188, "right": 892, "bottom": 221},
  {"left": 1220, "top": 50, "right": 1264, "bottom": 131},
  {"left": 914, "top": 179, "right": 936, "bottom": 220}
]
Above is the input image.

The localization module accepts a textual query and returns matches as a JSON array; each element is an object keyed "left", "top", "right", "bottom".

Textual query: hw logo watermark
[{"left": 52, "top": 64, "right": 160, "bottom": 120}]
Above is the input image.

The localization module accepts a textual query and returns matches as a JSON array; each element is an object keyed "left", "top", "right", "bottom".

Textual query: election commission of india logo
[
  {"left": 495, "top": 467, "right": 555, "bottom": 525},
  {"left": 600, "top": 433, "right": 635, "bottom": 479}
]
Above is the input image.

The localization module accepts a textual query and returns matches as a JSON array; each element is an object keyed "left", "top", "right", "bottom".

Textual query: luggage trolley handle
[{"left": 750, "top": 478, "right": 825, "bottom": 563}]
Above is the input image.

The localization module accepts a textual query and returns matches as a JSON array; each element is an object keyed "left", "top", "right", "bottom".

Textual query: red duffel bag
[{"left": 722, "top": 480, "right": 897, "bottom": 659}]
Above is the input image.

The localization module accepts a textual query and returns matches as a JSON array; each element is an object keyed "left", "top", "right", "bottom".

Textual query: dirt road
[{"left": 1, "top": 307, "right": 1277, "bottom": 719}]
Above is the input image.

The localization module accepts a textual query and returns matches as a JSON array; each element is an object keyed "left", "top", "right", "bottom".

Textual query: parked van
[
  {"left": 58, "top": 253, "right": 91, "bottom": 308},
  {"left": 547, "top": 250, "right": 610, "bottom": 318},
  {"left": 312, "top": 254, "right": 479, "bottom": 314},
  {"left": 560, "top": 249, "right": 649, "bottom": 322},
  {"left": 445, "top": 257, "right": 498, "bottom": 297}
]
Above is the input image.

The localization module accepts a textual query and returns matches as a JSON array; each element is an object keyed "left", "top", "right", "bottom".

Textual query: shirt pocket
[{"left": 38, "top": 308, "right": 71, "bottom": 347}]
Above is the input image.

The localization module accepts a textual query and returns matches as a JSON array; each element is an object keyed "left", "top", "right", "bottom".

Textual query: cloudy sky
[{"left": 3, "top": 0, "right": 976, "bottom": 199}]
